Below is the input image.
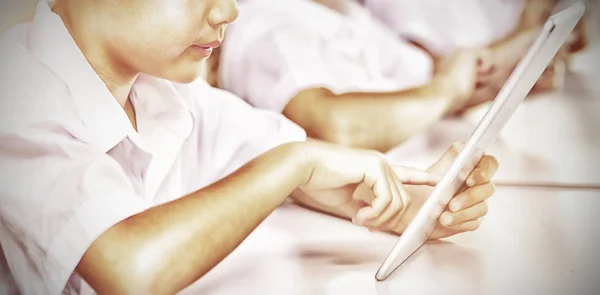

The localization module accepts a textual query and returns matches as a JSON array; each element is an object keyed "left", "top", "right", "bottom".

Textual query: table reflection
[{"left": 183, "top": 187, "right": 600, "bottom": 294}]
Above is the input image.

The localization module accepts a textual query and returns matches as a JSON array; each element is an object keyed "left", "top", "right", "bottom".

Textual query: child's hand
[
  {"left": 436, "top": 49, "right": 481, "bottom": 101},
  {"left": 297, "top": 141, "right": 441, "bottom": 227},
  {"left": 430, "top": 157, "right": 497, "bottom": 239},
  {"left": 435, "top": 48, "right": 495, "bottom": 113},
  {"left": 363, "top": 143, "right": 498, "bottom": 239},
  {"left": 566, "top": 15, "right": 588, "bottom": 54},
  {"left": 476, "top": 49, "right": 496, "bottom": 86},
  {"left": 427, "top": 143, "right": 499, "bottom": 239}
]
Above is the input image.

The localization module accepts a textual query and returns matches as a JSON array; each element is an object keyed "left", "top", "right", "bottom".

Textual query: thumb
[{"left": 391, "top": 166, "right": 442, "bottom": 186}]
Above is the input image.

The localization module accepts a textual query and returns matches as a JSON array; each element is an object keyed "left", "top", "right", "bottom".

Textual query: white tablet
[{"left": 375, "top": 0, "right": 586, "bottom": 281}]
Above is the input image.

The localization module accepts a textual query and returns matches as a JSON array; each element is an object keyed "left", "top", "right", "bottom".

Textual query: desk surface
[
  {"left": 185, "top": 10, "right": 600, "bottom": 294},
  {"left": 385, "top": 4, "right": 600, "bottom": 187},
  {"left": 386, "top": 41, "right": 600, "bottom": 187},
  {"left": 182, "top": 187, "right": 600, "bottom": 295}
]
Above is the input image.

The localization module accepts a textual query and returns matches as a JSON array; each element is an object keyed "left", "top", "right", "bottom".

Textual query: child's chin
[
  {"left": 175, "top": 75, "right": 200, "bottom": 84},
  {"left": 170, "top": 62, "right": 209, "bottom": 84},
  {"left": 168, "top": 70, "right": 202, "bottom": 84}
]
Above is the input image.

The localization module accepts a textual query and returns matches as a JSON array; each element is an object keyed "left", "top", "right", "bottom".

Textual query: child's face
[{"left": 90, "top": 0, "right": 239, "bottom": 83}]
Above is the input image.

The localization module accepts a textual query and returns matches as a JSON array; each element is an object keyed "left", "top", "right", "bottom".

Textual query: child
[
  {"left": 212, "top": 0, "right": 578, "bottom": 153},
  {"left": 0, "top": 0, "right": 498, "bottom": 294},
  {"left": 211, "top": 0, "right": 498, "bottom": 153},
  {"left": 363, "top": 0, "right": 588, "bottom": 96}
]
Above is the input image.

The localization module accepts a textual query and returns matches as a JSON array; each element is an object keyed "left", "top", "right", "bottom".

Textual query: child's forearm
[
  {"left": 517, "top": 0, "right": 559, "bottom": 30},
  {"left": 76, "top": 142, "right": 312, "bottom": 295},
  {"left": 283, "top": 80, "right": 458, "bottom": 153}
]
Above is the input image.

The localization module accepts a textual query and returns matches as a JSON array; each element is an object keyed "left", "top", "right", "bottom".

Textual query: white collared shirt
[
  {"left": 0, "top": 2, "right": 306, "bottom": 294},
  {"left": 362, "top": 0, "right": 525, "bottom": 56},
  {"left": 219, "top": 0, "right": 434, "bottom": 113}
]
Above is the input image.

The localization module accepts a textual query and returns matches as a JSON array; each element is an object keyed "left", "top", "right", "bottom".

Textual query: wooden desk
[{"left": 181, "top": 187, "right": 600, "bottom": 295}]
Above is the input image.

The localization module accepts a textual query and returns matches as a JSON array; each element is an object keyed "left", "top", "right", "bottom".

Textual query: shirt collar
[
  {"left": 27, "top": 2, "right": 132, "bottom": 152},
  {"left": 26, "top": 1, "right": 194, "bottom": 153}
]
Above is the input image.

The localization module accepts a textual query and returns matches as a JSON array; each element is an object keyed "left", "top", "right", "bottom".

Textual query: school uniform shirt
[
  {"left": 362, "top": 0, "right": 525, "bottom": 56},
  {"left": 218, "top": 0, "right": 435, "bottom": 113},
  {"left": 0, "top": 2, "right": 306, "bottom": 295}
]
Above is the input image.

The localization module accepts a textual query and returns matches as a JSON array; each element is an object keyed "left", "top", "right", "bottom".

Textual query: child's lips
[
  {"left": 189, "top": 40, "right": 221, "bottom": 57},
  {"left": 190, "top": 45, "right": 213, "bottom": 57},
  {"left": 194, "top": 40, "right": 222, "bottom": 49}
]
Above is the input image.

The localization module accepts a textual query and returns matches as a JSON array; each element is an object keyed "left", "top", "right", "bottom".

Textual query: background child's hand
[
  {"left": 435, "top": 48, "right": 498, "bottom": 113},
  {"left": 435, "top": 49, "right": 483, "bottom": 108}
]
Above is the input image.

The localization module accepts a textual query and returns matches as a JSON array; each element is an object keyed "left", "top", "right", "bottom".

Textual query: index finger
[{"left": 391, "top": 166, "right": 441, "bottom": 186}]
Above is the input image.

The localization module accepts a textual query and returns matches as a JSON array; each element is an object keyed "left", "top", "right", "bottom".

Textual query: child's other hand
[
  {"left": 427, "top": 143, "right": 499, "bottom": 239},
  {"left": 365, "top": 143, "right": 499, "bottom": 239}
]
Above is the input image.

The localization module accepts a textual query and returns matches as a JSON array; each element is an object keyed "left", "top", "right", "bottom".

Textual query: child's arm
[
  {"left": 75, "top": 142, "right": 308, "bottom": 295},
  {"left": 72, "top": 140, "right": 437, "bottom": 294},
  {"left": 284, "top": 84, "right": 455, "bottom": 153},
  {"left": 289, "top": 143, "right": 498, "bottom": 239},
  {"left": 283, "top": 49, "right": 486, "bottom": 153},
  {"left": 516, "top": 0, "right": 559, "bottom": 32},
  {"left": 217, "top": 24, "right": 488, "bottom": 153}
]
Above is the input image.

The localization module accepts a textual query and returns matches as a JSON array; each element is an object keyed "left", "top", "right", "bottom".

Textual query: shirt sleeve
[
  {"left": 220, "top": 20, "right": 350, "bottom": 113},
  {"left": 0, "top": 126, "right": 153, "bottom": 295},
  {"left": 180, "top": 80, "right": 307, "bottom": 187},
  {"left": 362, "top": 0, "right": 524, "bottom": 56}
]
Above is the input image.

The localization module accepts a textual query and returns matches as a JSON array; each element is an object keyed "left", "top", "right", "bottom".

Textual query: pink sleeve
[
  {"left": 220, "top": 22, "right": 351, "bottom": 113},
  {"left": 181, "top": 81, "right": 307, "bottom": 184},
  {"left": 363, "top": 0, "right": 524, "bottom": 56},
  {"left": 0, "top": 127, "right": 153, "bottom": 295}
]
